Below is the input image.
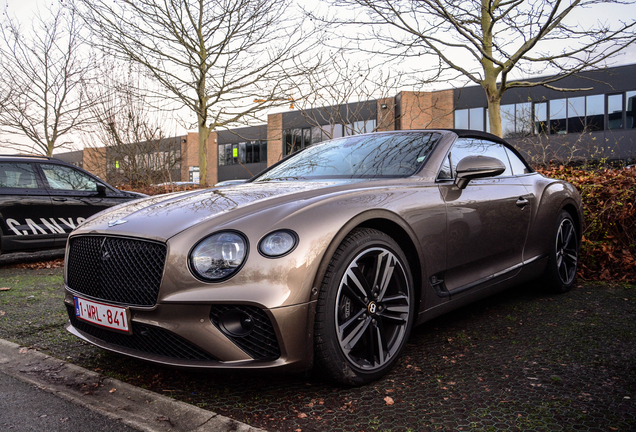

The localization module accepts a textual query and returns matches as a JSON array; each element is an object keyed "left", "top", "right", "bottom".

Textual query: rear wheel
[
  {"left": 314, "top": 228, "right": 415, "bottom": 385},
  {"left": 543, "top": 210, "right": 579, "bottom": 293}
]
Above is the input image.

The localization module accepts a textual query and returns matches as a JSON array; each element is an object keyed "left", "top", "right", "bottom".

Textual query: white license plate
[{"left": 74, "top": 296, "right": 130, "bottom": 332}]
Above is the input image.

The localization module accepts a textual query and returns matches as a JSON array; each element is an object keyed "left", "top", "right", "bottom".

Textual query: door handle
[
  {"left": 516, "top": 197, "right": 529, "bottom": 208},
  {"left": 52, "top": 197, "right": 67, "bottom": 202}
]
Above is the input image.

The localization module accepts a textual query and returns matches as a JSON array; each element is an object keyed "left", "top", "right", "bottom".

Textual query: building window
[
  {"left": 608, "top": 94, "right": 624, "bottom": 129},
  {"left": 454, "top": 108, "right": 485, "bottom": 131},
  {"left": 469, "top": 108, "right": 484, "bottom": 131},
  {"left": 283, "top": 121, "right": 376, "bottom": 156},
  {"left": 567, "top": 97, "right": 585, "bottom": 133},
  {"left": 549, "top": 99, "right": 567, "bottom": 134},
  {"left": 586, "top": 95, "right": 604, "bottom": 131},
  {"left": 218, "top": 140, "right": 267, "bottom": 166},
  {"left": 499, "top": 103, "right": 532, "bottom": 138},
  {"left": 627, "top": 91, "right": 636, "bottom": 129},
  {"left": 534, "top": 102, "right": 548, "bottom": 134},
  {"left": 456, "top": 89, "right": 636, "bottom": 136},
  {"left": 345, "top": 119, "right": 377, "bottom": 136},
  {"left": 284, "top": 128, "right": 308, "bottom": 155}
]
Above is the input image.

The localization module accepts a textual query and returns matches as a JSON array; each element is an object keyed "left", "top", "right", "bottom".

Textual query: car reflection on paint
[{"left": 63, "top": 130, "right": 582, "bottom": 385}]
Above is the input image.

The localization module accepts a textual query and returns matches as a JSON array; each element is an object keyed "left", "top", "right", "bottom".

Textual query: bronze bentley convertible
[{"left": 63, "top": 130, "right": 582, "bottom": 385}]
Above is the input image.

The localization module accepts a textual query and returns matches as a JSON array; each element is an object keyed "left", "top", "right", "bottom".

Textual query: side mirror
[
  {"left": 96, "top": 183, "right": 107, "bottom": 196},
  {"left": 454, "top": 155, "right": 506, "bottom": 189}
]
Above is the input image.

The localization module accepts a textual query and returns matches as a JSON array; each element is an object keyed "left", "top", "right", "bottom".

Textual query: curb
[{"left": 0, "top": 339, "right": 265, "bottom": 432}]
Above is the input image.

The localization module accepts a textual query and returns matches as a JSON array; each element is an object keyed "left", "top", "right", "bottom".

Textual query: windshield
[{"left": 254, "top": 132, "right": 441, "bottom": 181}]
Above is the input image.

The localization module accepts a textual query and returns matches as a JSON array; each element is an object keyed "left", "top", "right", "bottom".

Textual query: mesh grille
[
  {"left": 209, "top": 305, "right": 281, "bottom": 360},
  {"left": 66, "top": 305, "right": 216, "bottom": 362},
  {"left": 67, "top": 236, "right": 166, "bottom": 307}
]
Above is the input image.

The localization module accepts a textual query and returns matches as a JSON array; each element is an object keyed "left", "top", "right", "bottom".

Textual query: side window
[
  {"left": 40, "top": 164, "right": 97, "bottom": 191},
  {"left": 0, "top": 163, "right": 39, "bottom": 189},
  {"left": 448, "top": 138, "right": 512, "bottom": 178},
  {"left": 505, "top": 147, "right": 530, "bottom": 175},
  {"left": 438, "top": 154, "right": 452, "bottom": 179}
]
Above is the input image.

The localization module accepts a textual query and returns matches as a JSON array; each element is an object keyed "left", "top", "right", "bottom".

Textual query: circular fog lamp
[
  {"left": 190, "top": 231, "right": 247, "bottom": 281},
  {"left": 259, "top": 230, "right": 298, "bottom": 257}
]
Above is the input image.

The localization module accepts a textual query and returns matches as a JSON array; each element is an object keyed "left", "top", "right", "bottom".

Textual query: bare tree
[
  {"left": 73, "top": 0, "right": 316, "bottom": 185},
  {"left": 314, "top": 0, "right": 636, "bottom": 137},
  {"left": 281, "top": 54, "right": 453, "bottom": 156},
  {"left": 82, "top": 61, "right": 182, "bottom": 187},
  {"left": 0, "top": 5, "right": 91, "bottom": 156},
  {"left": 285, "top": 56, "right": 401, "bottom": 141}
]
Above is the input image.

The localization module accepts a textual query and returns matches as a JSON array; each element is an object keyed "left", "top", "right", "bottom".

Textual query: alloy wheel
[
  {"left": 335, "top": 247, "right": 410, "bottom": 371},
  {"left": 555, "top": 218, "right": 578, "bottom": 285}
]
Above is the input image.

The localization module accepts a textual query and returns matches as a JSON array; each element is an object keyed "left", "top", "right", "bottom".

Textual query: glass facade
[
  {"left": 283, "top": 120, "right": 377, "bottom": 156},
  {"left": 218, "top": 141, "right": 267, "bottom": 166},
  {"left": 627, "top": 91, "right": 636, "bottom": 129},
  {"left": 454, "top": 108, "right": 485, "bottom": 131},
  {"left": 608, "top": 94, "right": 624, "bottom": 129},
  {"left": 455, "top": 90, "right": 636, "bottom": 135}
]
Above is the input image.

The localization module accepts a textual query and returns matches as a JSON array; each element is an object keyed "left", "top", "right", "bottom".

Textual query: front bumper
[{"left": 64, "top": 290, "right": 316, "bottom": 372}]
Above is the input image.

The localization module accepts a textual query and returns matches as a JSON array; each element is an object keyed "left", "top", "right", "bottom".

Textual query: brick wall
[
  {"left": 376, "top": 98, "right": 396, "bottom": 132},
  {"left": 267, "top": 113, "right": 283, "bottom": 166},
  {"left": 180, "top": 131, "right": 219, "bottom": 185},
  {"left": 82, "top": 147, "right": 107, "bottom": 180},
  {"left": 397, "top": 90, "right": 454, "bottom": 130},
  {"left": 180, "top": 132, "right": 199, "bottom": 182},
  {"left": 206, "top": 132, "right": 218, "bottom": 186}
]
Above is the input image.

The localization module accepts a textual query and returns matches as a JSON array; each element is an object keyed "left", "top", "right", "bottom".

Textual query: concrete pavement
[
  {"left": 0, "top": 339, "right": 264, "bottom": 432},
  {"left": 1, "top": 371, "right": 138, "bottom": 431}
]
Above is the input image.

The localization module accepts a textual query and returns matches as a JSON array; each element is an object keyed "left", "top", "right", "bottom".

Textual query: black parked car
[{"left": 0, "top": 154, "right": 146, "bottom": 255}]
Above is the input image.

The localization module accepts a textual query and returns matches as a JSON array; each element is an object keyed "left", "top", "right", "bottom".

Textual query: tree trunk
[
  {"left": 487, "top": 97, "right": 502, "bottom": 138},
  {"left": 482, "top": 76, "right": 503, "bottom": 138},
  {"left": 198, "top": 119, "right": 209, "bottom": 186}
]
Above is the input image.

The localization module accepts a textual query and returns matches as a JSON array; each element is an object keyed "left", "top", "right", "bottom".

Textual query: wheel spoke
[
  {"left": 375, "top": 320, "right": 388, "bottom": 365},
  {"left": 338, "top": 308, "right": 366, "bottom": 335},
  {"left": 376, "top": 254, "right": 395, "bottom": 301},
  {"left": 559, "top": 263, "right": 569, "bottom": 282},
  {"left": 562, "top": 224, "right": 574, "bottom": 248},
  {"left": 564, "top": 251, "right": 578, "bottom": 265},
  {"left": 371, "top": 252, "right": 386, "bottom": 292},
  {"left": 366, "top": 322, "right": 376, "bottom": 365},
  {"left": 382, "top": 293, "right": 409, "bottom": 309},
  {"left": 345, "top": 265, "right": 371, "bottom": 300},
  {"left": 377, "top": 310, "right": 407, "bottom": 325},
  {"left": 340, "top": 315, "right": 371, "bottom": 351},
  {"left": 341, "top": 282, "right": 368, "bottom": 308}
]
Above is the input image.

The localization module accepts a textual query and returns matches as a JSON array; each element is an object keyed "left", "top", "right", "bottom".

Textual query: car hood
[{"left": 75, "top": 179, "right": 375, "bottom": 241}]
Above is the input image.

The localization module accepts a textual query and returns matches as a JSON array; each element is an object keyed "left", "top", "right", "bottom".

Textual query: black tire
[
  {"left": 314, "top": 228, "right": 415, "bottom": 385},
  {"left": 543, "top": 210, "right": 579, "bottom": 293}
]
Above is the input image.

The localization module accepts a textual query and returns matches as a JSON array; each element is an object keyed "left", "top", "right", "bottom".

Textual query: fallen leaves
[
  {"left": 384, "top": 396, "right": 394, "bottom": 406},
  {"left": 537, "top": 165, "right": 636, "bottom": 283}
]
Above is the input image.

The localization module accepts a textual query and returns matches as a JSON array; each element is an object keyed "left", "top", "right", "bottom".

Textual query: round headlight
[
  {"left": 259, "top": 230, "right": 298, "bottom": 257},
  {"left": 190, "top": 231, "right": 247, "bottom": 281}
]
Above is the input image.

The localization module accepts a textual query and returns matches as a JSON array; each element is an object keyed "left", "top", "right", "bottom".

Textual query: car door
[
  {"left": 37, "top": 163, "right": 130, "bottom": 247},
  {"left": 437, "top": 138, "right": 533, "bottom": 292},
  {"left": 0, "top": 162, "right": 56, "bottom": 253}
]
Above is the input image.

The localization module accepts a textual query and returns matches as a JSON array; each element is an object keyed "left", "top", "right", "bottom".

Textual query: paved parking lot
[{"left": 0, "top": 262, "right": 634, "bottom": 431}]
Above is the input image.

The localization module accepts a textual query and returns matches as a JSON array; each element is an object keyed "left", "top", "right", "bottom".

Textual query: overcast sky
[{"left": 1, "top": 0, "right": 635, "bottom": 154}]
